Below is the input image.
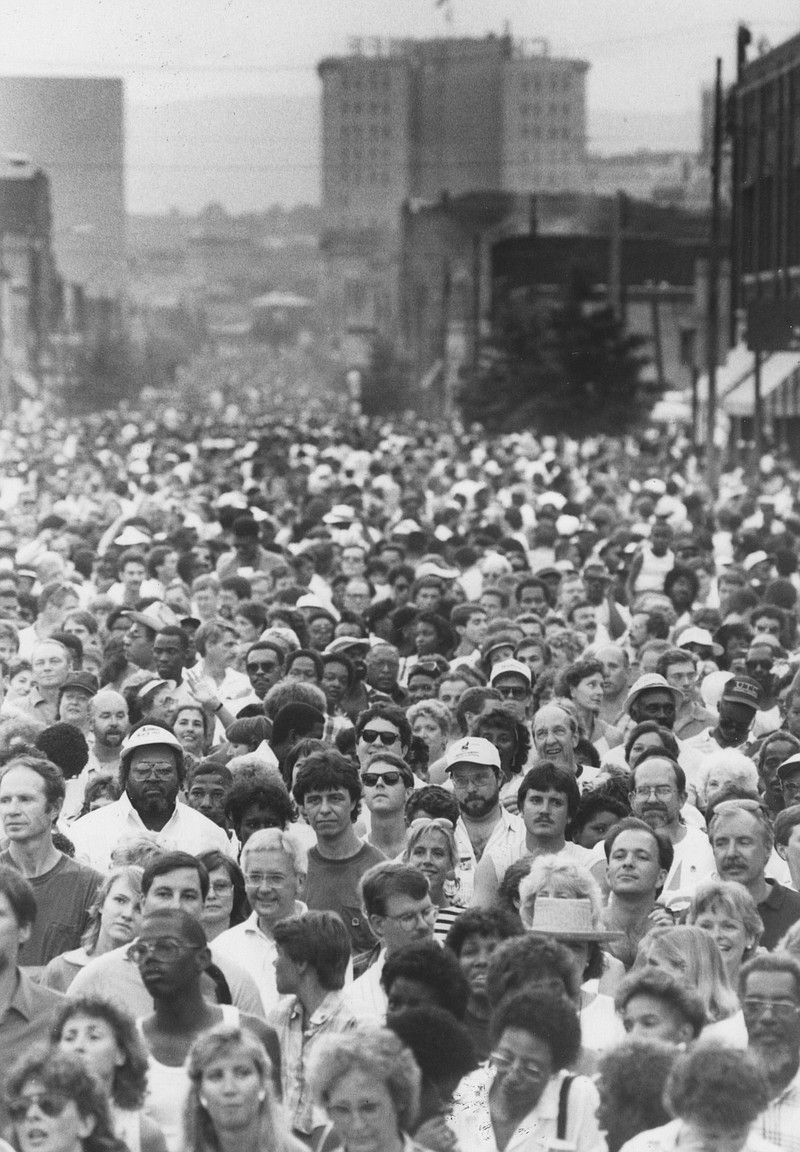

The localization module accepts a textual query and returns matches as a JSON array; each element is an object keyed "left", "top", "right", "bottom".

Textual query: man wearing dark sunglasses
[
  {"left": 360, "top": 752, "right": 415, "bottom": 860},
  {"left": 355, "top": 703, "right": 411, "bottom": 770}
]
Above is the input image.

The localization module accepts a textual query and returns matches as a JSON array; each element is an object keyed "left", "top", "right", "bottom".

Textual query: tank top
[
  {"left": 138, "top": 1004, "right": 239, "bottom": 1152},
  {"left": 634, "top": 543, "right": 675, "bottom": 594}
]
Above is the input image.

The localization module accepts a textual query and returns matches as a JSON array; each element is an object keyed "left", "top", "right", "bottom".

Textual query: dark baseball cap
[
  {"left": 720, "top": 676, "right": 761, "bottom": 710},
  {"left": 59, "top": 672, "right": 99, "bottom": 697}
]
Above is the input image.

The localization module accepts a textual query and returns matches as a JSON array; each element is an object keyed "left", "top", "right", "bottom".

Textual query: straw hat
[{"left": 527, "top": 897, "right": 624, "bottom": 942}]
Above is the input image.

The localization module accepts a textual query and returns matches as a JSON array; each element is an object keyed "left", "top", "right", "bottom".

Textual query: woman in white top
[
  {"left": 53, "top": 995, "right": 167, "bottom": 1152},
  {"left": 450, "top": 988, "right": 600, "bottom": 1152}
]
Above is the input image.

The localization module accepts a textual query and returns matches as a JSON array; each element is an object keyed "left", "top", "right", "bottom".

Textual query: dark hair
[
  {"left": 381, "top": 940, "right": 470, "bottom": 1020},
  {"left": 272, "top": 703, "right": 325, "bottom": 746},
  {"left": 571, "top": 788, "right": 630, "bottom": 840},
  {"left": 186, "top": 759, "right": 233, "bottom": 790},
  {"left": 272, "top": 911, "right": 352, "bottom": 990},
  {"left": 285, "top": 648, "right": 324, "bottom": 682},
  {"left": 775, "top": 803, "right": 800, "bottom": 848},
  {"left": 51, "top": 996, "right": 149, "bottom": 1109},
  {"left": 245, "top": 639, "right": 285, "bottom": 667},
  {"left": 597, "top": 1040, "right": 677, "bottom": 1145},
  {"left": 225, "top": 716, "right": 271, "bottom": 750},
  {"left": 497, "top": 856, "right": 533, "bottom": 920},
  {"left": 293, "top": 750, "right": 362, "bottom": 821},
  {"left": 475, "top": 706, "right": 531, "bottom": 775},
  {"left": 515, "top": 576, "right": 553, "bottom": 607},
  {"left": 0, "top": 864, "right": 37, "bottom": 928},
  {"left": 360, "top": 750, "right": 414, "bottom": 787},
  {"left": 227, "top": 774, "right": 296, "bottom": 834},
  {"left": 141, "top": 851, "right": 210, "bottom": 900},
  {"left": 489, "top": 989, "right": 581, "bottom": 1070},
  {"left": 321, "top": 651, "right": 356, "bottom": 690},
  {"left": 486, "top": 934, "right": 582, "bottom": 1007},
  {"left": 355, "top": 702, "right": 411, "bottom": 750},
  {"left": 664, "top": 566, "right": 700, "bottom": 603},
  {"left": 517, "top": 760, "right": 581, "bottom": 821},
  {"left": 196, "top": 850, "right": 248, "bottom": 928},
  {"left": 405, "top": 785, "right": 460, "bottom": 827},
  {"left": 656, "top": 647, "right": 698, "bottom": 679},
  {"left": 156, "top": 624, "right": 190, "bottom": 650},
  {"left": 455, "top": 686, "right": 502, "bottom": 735},
  {"left": 0, "top": 749, "right": 67, "bottom": 805},
  {"left": 387, "top": 1006, "right": 478, "bottom": 1086},
  {"left": 5, "top": 1048, "right": 126, "bottom": 1152},
  {"left": 445, "top": 907, "right": 524, "bottom": 957},
  {"left": 614, "top": 967, "right": 706, "bottom": 1038},
  {"left": 360, "top": 861, "right": 429, "bottom": 918},
  {"left": 624, "top": 721, "right": 680, "bottom": 764},
  {"left": 604, "top": 816, "right": 674, "bottom": 873},
  {"left": 556, "top": 658, "right": 605, "bottom": 698}
]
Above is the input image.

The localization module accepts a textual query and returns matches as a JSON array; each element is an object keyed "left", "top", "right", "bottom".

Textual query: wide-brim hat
[
  {"left": 527, "top": 897, "right": 625, "bottom": 942},
  {"left": 624, "top": 673, "right": 681, "bottom": 711}
]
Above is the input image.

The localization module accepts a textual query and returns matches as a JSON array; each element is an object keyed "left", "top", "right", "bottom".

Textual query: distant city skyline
[{"left": 2, "top": 1, "right": 797, "bottom": 212}]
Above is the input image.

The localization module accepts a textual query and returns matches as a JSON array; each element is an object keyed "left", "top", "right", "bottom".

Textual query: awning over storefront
[{"left": 697, "top": 344, "right": 800, "bottom": 420}]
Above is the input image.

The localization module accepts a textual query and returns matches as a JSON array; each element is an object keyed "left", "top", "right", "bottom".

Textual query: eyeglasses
[
  {"left": 632, "top": 785, "right": 676, "bottom": 799},
  {"left": 361, "top": 771, "right": 407, "bottom": 787},
  {"left": 490, "top": 1051, "right": 547, "bottom": 1081},
  {"left": 209, "top": 879, "right": 233, "bottom": 895},
  {"left": 746, "top": 660, "right": 774, "bottom": 672},
  {"left": 244, "top": 872, "right": 290, "bottom": 888},
  {"left": 360, "top": 729, "right": 400, "bottom": 746},
  {"left": 408, "top": 816, "right": 455, "bottom": 832},
  {"left": 451, "top": 769, "right": 496, "bottom": 789},
  {"left": 247, "top": 661, "right": 279, "bottom": 673},
  {"left": 129, "top": 762, "right": 175, "bottom": 781},
  {"left": 495, "top": 685, "right": 529, "bottom": 700},
  {"left": 742, "top": 998, "right": 800, "bottom": 1017},
  {"left": 127, "top": 937, "right": 201, "bottom": 964},
  {"left": 9, "top": 1093, "right": 71, "bottom": 1121},
  {"left": 381, "top": 904, "right": 438, "bottom": 930}
]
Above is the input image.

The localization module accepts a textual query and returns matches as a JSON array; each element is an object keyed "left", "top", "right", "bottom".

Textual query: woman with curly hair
[
  {"left": 5, "top": 1048, "right": 128, "bottom": 1152},
  {"left": 184, "top": 1022, "right": 305, "bottom": 1152},
  {"left": 450, "top": 989, "right": 601, "bottom": 1152},
  {"left": 42, "top": 867, "right": 143, "bottom": 992},
  {"left": 557, "top": 658, "right": 624, "bottom": 757},
  {"left": 52, "top": 996, "right": 166, "bottom": 1152},
  {"left": 618, "top": 1043, "right": 772, "bottom": 1152}
]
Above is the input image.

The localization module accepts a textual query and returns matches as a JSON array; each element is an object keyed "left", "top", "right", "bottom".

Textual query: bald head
[
  {"left": 90, "top": 689, "right": 129, "bottom": 750},
  {"left": 595, "top": 644, "right": 630, "bottom": 697}
]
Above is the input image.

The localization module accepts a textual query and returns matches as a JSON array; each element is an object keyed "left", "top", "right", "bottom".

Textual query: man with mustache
[
  {"left": 472, "top": 760, "right": 592, "bottom": 907},
  {"left": 710, "top": 799, "right": 800, "bottom": 950},
  {"left": 628, "top": 751, "right": 714, "bottom": 907},
  {"left": 743, "top": 952, "right": 800, "bottom": 1151}
]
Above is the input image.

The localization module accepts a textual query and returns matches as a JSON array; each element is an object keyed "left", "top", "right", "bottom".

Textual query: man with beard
[
  {"left": 129, "top": 907, "right": 280, "bottom": 1152},
  {"left": 709, "top": 798, "right": 800, "bottom": 949},
  {"left": 743, "top": 952, "right": 800, "bottom": 1151},
  {"left": 682, "top": 677, "right": 761, "bottom": 787},
  {"left": 445, "top": 736, "right": 523, "bottom": 906},
  {"left": 746, "top": 637, "right": 783, "bottom": 739},
  {"left": 238, "top": 639, "right": 285, "bottom": 711},
  {"left": 87, "top": 688, "right": 129, "bottom": 773},
  {"left": 627, "top": 751, "right": 714, "bottom": 906},
  {"left": 70, "top": 723, "right": 231, "bottom": 871}
]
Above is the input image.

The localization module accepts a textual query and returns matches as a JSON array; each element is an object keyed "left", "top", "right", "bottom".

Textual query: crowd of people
[{"left": 0, "top": 396, "right": 799, "bottom": 1152}]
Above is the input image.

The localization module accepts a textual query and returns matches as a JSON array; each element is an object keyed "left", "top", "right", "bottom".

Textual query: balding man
[
  {"left": 596, "top": 644, "right": 631, "bottom": 728},
  {"left": 60, "top": 688, "right": 131, "bottom": 821},
  {"left": 531, "top": 701, "right": 601, "bottom": 786}
]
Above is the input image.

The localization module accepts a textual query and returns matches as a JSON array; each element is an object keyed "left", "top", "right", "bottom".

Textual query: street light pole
[{"left": 706, "top": 57, "right": 723, "bottom": 490}]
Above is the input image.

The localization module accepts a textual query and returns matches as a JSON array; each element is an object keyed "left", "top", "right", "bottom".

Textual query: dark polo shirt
[
  {"left": 0, "top": 971, "right": 64, "bottom": 1127},
  {"left": 758, "top": 879, "right": 800, "bottom": 950}
]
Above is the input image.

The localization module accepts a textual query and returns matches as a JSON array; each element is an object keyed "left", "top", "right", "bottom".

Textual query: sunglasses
[
  {"left": 9, "top": 1093, "right": 70, "bottom": 1121},
  {"left": 360, "top": 729, "right": 400, "bottom": 746},
  {"left": 361, "top": 771, "right": 407, "bottom": 787},
  {"left": 247, "top": 661, "right": 279, "bottom": 673}
]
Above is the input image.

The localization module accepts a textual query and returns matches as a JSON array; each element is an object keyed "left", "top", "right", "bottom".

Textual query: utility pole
[{"left": 706, "top": 57, "right": 723, "bottom": 490}]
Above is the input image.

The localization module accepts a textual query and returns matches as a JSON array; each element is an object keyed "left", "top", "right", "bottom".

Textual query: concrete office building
[{"left": 0, "top": 77, "right": 125, "bottom": 298}]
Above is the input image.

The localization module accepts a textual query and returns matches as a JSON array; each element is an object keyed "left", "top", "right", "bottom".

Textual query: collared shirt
[
  {"left": 0, "top": 970, "right": 65, "bottom": 1127},
  {"left": 267, "top": 990, "right": 362, "bottom": 1135},
  {"left": 21, "top": 686, "right": 57, "bottom": 726},
  {"left": 214, "top": 904, "right": 307, "bottom": 1014},
  {"left": 450, "top": 1065, "right": 600, "bottom": 1152},
  {"left": 343, "top": 948, "right": 387, "bottom": 1022},
  {"left": 758, "top": 880, "right": 800, "bottom": 950},
  {"left": 455, "top": 806, "right": 525, "bottom": 904},
  {"left": 674, "top": 699, "right": 717, "bottom": 741},
  {"left": 757, "top": 1063, "right": 800, "bottom": 1152},
  {"left": 69, "top": 790, "right": 233, "bottom": 872}
]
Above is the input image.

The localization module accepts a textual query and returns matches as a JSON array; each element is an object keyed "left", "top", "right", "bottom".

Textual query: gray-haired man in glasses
[
  {"left": 710, "top": 797, "right": 800, "bottom": 950},
  {"left": 742, "top": 952, "right": 800, "bottom": 1150}
]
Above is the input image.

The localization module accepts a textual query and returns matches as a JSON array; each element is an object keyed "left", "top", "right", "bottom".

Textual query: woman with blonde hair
[
  {"left": 634, "top": 924, "right": 746, "bottom": 1045},
  {"left": 687, "top": 879, "right": 763, "bottom": 985},
  {"left": 184, "top": 1022, "right": 305, "bottom": 1152},
  {"left": 42, "top": 866, "right": 143, "bottom": 992},
  {"left": 402, "top": 816, "right": 464, "bottom": 938},
  {"left": 405, "top": 699, "right": 451, "bottom": 769}
]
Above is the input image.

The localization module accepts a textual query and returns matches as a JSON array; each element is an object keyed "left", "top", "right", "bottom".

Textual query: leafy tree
[{"left": 458, "top": 265, "right": 658, "bottom": 439}]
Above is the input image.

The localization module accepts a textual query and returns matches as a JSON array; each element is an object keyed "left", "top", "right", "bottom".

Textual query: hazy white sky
[{"left": 3, "top": 0, "right": 797, "bottom": 117}]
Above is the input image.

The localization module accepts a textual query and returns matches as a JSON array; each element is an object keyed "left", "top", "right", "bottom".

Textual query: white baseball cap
[
  {"left": 445, "top": 737, "right": 501, "bottom": 772},
  {"left": 489, "top": 659, "right": 533, "bottom": 686},
  {"left": 121, "top": 724, "right": 183, "bottom": 756}
]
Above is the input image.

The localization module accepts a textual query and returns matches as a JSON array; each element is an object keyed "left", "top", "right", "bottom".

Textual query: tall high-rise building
[
  {"left": 318, "top": 34, "right": 588, "bottom": 232},
  {"left": 0, "top": 77, "right": 125, "bottom": 298}
]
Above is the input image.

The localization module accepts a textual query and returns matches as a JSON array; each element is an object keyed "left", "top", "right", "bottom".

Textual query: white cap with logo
[{"left": 444, "top": 737, "right": 501, "bottom": 773}]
